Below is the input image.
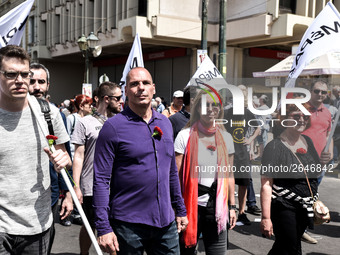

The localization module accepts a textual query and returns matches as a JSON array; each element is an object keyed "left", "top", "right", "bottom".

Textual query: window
[
  {"left": 279, "top": 0, "right": 296, "bottom": 14},
  {"left": 138, "top": 0, "right": 147, "bottom": 16}
]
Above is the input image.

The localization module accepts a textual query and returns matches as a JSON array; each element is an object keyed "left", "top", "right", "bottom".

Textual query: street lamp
[{"left": 77, "top": 32, "right": 102, "bottom": 84}]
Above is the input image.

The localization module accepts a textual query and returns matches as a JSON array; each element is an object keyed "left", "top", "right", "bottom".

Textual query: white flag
[
  {"left": 0, "top": 0, "right": 35, "bottom": 48},
  {"left": 286, "top": 2, "right": 340, "bottom": 87},
  {"left": 120, "top": 33, "right": 144, "bottom": 101},
  {"left": 186, "top": 56, "right": 245, "bottom": 114},
  {"left": 187, "top": 55, "right": 224, "bottom": 87}
]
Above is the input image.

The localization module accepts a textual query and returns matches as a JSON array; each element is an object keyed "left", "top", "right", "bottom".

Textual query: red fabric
[
  {"left": 181, "top": 125, "right": 199, "bottom": 247},
  {"left": 302, "top": 103, "right": 331, "bottom": 156}
]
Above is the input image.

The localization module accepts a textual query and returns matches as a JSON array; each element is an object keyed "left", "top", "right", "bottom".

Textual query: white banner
[
  {"left": 187, "top": 55, "right": 224, "bottom": 87},
  {"left": 82, "top": 83, "right": 92, "bottom": 98},
  {"left": 119, "top": 33, "right": 144, "bottom": 101},
  {"left": 186, "top": 56, "right": 246, "bottom": 114},
  {"left": 0, "top": 0, "right": 35, "bottom": 48},
  {"left": 286, "top": 2, "right": 340, "bottom": 87},
  {"left": 197, "top": 49, "right": 208, "bottom": 68}
]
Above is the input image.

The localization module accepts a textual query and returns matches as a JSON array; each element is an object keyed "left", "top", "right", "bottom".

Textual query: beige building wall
[{"left": 0, "top": 0, "right": 336, "bottom": 103}]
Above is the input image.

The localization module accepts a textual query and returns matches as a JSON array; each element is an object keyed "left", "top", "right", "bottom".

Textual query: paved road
[{"left": 51, "top": 172, "right": 340, "bottom": 255}]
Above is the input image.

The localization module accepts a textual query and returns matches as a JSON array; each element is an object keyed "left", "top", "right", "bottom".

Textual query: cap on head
[
  {"left": 259, "top": 95, "right": 268, "bottom": 105},
  {"left": 63, "top": 99, "right": 70, "bottom": 108},
  {"left": 173, "top": 90, "right": 184, "bottom": 98}
]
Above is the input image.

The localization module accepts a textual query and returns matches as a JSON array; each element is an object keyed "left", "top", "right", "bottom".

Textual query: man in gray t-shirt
[
  {"left": 72, "top": 81, "right": 123, "bottom": 255},
  {"left": 0, "top": 46, "right": 71, "bottom": 254}
]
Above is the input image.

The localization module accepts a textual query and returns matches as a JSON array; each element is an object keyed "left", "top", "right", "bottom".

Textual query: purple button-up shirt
[{"left": 93, "top": 107, "right": 186, "bottom": 236}]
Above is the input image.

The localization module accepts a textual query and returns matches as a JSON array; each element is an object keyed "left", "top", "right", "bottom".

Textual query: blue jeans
[
  {"left": 246, "top": 178, "right": 257, "bottom": 207},
  {"left": 112, "top": 220, "right": 180, "bottom": 255},
  {"left": 257, "top": 129, "right": 268, "bottom": 146}
]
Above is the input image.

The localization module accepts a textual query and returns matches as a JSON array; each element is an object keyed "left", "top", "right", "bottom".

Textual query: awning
[{"left": 253, "top": 52, "right": 340, "bottom": 77}]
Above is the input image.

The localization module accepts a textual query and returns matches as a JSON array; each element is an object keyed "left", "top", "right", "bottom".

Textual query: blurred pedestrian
[{"left": 162, "top": 90, "right": 184, "bottom": 117}]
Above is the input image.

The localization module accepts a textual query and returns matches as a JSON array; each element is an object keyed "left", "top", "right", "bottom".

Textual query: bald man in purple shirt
[{"left": 93, "top": 67, "right": 188, "bottom": 254}]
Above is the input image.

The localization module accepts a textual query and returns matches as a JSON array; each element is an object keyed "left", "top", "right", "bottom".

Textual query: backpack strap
[
  {"left": 36, "top": 98, "right": 55, "bottom": 136},
  {"left": 70, "top": 114, "right": 76, "bottom": 135}
]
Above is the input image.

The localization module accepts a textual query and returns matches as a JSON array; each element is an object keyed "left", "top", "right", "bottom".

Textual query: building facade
[{"left": 0, "top": 0, "right": 338, "bottom": 103}]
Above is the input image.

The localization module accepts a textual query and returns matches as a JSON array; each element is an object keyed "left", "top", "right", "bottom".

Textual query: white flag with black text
[
  {"left": 120, "top": 33, "right": 144, "bottom": 102},
  {"left": 286, "top": 2, "right": 340, "bottom": 86},
  {"left": 0, "top": 0, "right": 35, "bottom": 48}
]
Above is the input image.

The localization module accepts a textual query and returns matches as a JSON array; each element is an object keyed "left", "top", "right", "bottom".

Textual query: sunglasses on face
[
  {"left": 206, "top": 102, "right": 221, "bottom": 110},
  {"left": 106, "top": 95, "right": 122, "bottom": 101},
  {"left": 289, "top": 113, "right": 310, "bottom": 121},
  {"left": 0, "top": 70, "right": 33, "bottom": 80},
  {"left": 30, "top": 79, "right": 46, "bottom": 85},
  {"left": 313, "top": 89, "right": 328, "bottom": 95}
]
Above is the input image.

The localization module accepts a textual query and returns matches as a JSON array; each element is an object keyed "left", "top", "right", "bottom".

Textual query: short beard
[
  {"left": 107, "top": 104, "right": 121, "bottom": 116},
  {"left": 30, "top": 89, "right": 45, "bottom": 98}
]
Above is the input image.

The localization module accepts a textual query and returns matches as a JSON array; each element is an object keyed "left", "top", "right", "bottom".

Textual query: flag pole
[{"left": 27, "top": 95, "right": 103, "bottom": 255}]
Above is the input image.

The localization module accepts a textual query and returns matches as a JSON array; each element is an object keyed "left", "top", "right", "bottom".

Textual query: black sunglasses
[
  {"left": 106, "top": 95, "right": 122, "bottom": 101},
  {"left": 0, "top": 70, "right": 33, "bottom": 80},
  {"left": 313, "top": 89, "right": 328, "bottom": 95},
  {"left": 206, "top": 102, "right": 221, "bottom": 108},
  {"left": 30, "top": 79, "right": 46, "bottom": 85},
  {"left": 289, "top": 113, "right": 310, "bottom": 121}
]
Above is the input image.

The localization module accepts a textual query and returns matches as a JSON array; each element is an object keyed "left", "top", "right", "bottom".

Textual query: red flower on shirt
[
  {"left": 207, "top": 145, "right": 216, "bottom": 151},
  {"left": 296, "top": 148, "right": 307, "bottom": 154},
  {"left": 152, "top": 126, "right": 163, "bottom": 139}
]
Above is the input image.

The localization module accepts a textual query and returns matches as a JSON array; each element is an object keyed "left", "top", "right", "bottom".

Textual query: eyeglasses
[
  {"left": 107, "top": 95, "right": 122, "bottom": 101},
  {"left": 313, "top": 89, "right": 328, "bottom": 95},
  {"left": 0, "top": 70, "right": 33, "bottom": 80},
  {"left": 289, "top": 113, "right": 310, "bottom": 121},
  {"left": 30, "top": 79, "right": 46, "bottom": 85},
  {"left": 206, "top": 102, "right": 221, "bottom": 111}
]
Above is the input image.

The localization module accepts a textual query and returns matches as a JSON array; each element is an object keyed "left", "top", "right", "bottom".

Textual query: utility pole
[
  {"left": 218, "top": 0, "right": 227, "bottom": 79},
  {"left": 201, "top": 0, "right": 208, "bottom": 50}
]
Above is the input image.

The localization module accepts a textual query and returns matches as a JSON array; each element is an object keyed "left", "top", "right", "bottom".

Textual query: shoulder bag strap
[
  {"left": 70, "top": 114, "right": 76, "bottom": 135},
  {"left": 37, "top": 98, "right": 54, "bottom": 136},
  {"left": 281, "top": 141, "right": 314, "bottom": 198}
]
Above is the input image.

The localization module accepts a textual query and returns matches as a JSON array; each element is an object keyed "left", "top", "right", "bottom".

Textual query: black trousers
[
  {"left": 180, "top": 206, "right": 227, "bottom": 255},
  {"left": 268, "top": 199, "right": 309, "bottom": 255}
]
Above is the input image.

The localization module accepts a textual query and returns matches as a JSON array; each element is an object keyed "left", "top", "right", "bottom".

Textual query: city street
[{"left": 51, "top": 171, "right": 340, "bottom": 255}]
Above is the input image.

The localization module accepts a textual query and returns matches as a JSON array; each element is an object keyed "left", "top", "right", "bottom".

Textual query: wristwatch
[{"left": 229, "top": 204, "right": 237, "bottom": 210}]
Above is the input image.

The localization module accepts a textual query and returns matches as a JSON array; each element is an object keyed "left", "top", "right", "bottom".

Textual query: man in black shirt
[{"left": 170, "top": 87, "right": 197, "bottom": 140}]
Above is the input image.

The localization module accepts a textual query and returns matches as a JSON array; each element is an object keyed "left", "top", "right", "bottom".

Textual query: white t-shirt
[
  {"left": 0, "top": 96, "right": 69, "bottom": 235},
  {"left": 174, "top": 128, "right": 235, "bottom": 206}
]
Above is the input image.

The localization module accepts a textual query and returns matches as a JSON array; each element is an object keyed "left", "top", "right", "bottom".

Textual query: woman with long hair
[
  {"left": 260, "top": 103, "right": 331, "bottom": 254},
  {"left": 174, "top": 90, "right": 236, "bottom": 255}
]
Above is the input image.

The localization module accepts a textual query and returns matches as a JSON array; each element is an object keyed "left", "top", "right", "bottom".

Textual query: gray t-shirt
[
  {"left": 0, "top": 96, "right": 69, "bottom": 235},
  {"left": 71, "top": 115, "right": 103, "bottom": 196}
]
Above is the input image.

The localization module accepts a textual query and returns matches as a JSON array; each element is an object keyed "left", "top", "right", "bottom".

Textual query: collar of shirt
[
  {"left": 179, "top": 106, "right": 190, "bottom": 119},
  {"left": 308, "top": 102, "right": 324, "bottom": 113},
  {"left": 123, "top": 106, "right": 163, "bottom": 123}
]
